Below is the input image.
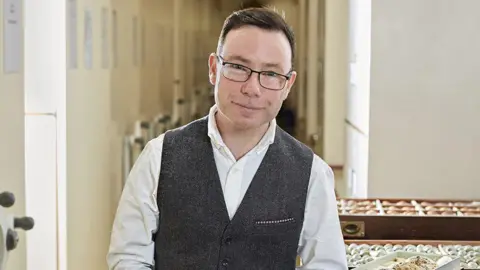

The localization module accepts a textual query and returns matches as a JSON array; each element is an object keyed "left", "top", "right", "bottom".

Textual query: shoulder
[
  {"left": 310, "top": 154, "right": 335, "bottom": 190},
  {"left": 164, "top": 117, "right": 208, "bottom": 141},
  {"left": 275, "top": 126, "right": 313, "bottom": 157},
  {"left": 147, "top": 133, "right": 165, "bottom": 152},
  {"left": 133, "top": 133, "right": 165, "bottom": 168},
  {"left": 274, "top": 128, "right": 335, "bottom": 188}
]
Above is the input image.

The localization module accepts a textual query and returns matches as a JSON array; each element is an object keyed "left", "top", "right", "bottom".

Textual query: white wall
[
  {"left": 368, "top": 0, "right": 480, "bottom": 199},
  {"left": 345, "top": 0, "right": 371, "bottom": 198},
  {"left": 24, "top": 0, "right": 67, "bottom": 269},
  {"left": 0, "top": 2, "right": 26, "bottom": 269},
  {"left": 66, "top": 0, "right": 119, "bottom": 268}
]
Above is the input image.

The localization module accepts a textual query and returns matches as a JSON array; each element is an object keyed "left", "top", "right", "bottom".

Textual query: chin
[
  {"left": 231, "top": 114, "right": 270, "bottom": 131},
  {"left": 231, "top": 119, "right": 259, "bottom": 130}
]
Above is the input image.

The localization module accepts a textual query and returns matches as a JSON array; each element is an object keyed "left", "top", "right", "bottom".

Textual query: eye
[
  {"left": 230, "top": 63, "right": 245, "bottom": 70},
  {"left": 263, "top": 71, "right": 279, "bottom": 77}
]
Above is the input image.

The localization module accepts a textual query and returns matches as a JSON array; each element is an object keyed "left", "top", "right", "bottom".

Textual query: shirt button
[{"left": 221, "top": 258, "right": 230, "bottom": 267}]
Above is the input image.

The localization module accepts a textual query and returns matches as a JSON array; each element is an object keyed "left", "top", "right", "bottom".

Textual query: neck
[{"left": 215, "top": 112, "right": 270, "bottom": 160}]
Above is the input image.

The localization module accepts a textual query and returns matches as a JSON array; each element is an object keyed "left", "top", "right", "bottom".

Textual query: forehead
[{"left": 221, "top": 26, "right": 292, "bottom": 71}]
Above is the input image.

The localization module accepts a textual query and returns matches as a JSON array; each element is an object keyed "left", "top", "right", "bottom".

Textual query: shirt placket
[{"left": 223, "top": 154, "right": 247, "bottom": 220}]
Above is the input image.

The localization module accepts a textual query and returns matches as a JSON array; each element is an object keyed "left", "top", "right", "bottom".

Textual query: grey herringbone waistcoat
[{"left": 154, "top": 117, "right": 313, "bottom": 270}]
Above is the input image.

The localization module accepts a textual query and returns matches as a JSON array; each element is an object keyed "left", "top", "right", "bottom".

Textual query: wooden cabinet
[
  {"left": 338, "top": 198, "right": 480, "bottom": 241},
  {"left": 338, "top": 198, "right": 480, "bottom": 269}
]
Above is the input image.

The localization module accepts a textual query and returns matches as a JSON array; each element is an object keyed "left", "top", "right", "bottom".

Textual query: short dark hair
[{"left": 217, "top": 7, "right": 296, "bottom": 67}]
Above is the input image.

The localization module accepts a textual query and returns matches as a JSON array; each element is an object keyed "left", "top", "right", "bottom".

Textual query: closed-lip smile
[{"left": 233, "top": 102, "right": 262, "bottom": 110}]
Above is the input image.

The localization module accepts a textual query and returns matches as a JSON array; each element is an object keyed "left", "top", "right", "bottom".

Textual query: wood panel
[{"left": 340, "top": 215, "right": 480, "bottom": 241}]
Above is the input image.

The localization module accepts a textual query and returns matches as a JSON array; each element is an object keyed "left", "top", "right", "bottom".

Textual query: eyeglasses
[{"left": 217, "top": 55, "right": 291, "bottom": 91}]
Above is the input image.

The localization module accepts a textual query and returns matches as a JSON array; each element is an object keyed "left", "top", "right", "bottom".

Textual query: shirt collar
[{"left": 207, "top": 105, "right": 276, "bottom": 154}]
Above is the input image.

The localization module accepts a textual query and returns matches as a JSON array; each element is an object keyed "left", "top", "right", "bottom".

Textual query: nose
[{"left": 241, "top": 73, "right": 262, "bottom": 97}]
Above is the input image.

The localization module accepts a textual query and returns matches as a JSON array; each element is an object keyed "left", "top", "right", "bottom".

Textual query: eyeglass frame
[{"left": 216, "top": 55, "right": 293, "bottom": 91}]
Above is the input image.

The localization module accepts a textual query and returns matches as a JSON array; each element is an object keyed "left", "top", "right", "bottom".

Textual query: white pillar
[{"left": 24, "top": 0, "right": 67, "bottom": 269}]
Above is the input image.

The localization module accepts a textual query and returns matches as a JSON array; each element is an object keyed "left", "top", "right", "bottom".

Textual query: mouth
[{"left": 233, "top": 102, "right": 263, "bottom": 110}]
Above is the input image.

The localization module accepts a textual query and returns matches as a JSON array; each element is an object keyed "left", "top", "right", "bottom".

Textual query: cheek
[
  {"left": 266, "top": 92, "right": 285, "bottom": 107},
  {"left": 221, "top": 78, "right": 243, "bottom": 94},
  {"left": 216, "top": 80, "right": 235, "bottom": 103},
  {"left": 263, "top": 94, "right": 284, "bottom": 116}
]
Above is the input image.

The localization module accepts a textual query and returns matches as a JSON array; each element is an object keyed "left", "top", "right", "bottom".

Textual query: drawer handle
[
  {"left": 341, "top": 221, "right": 365, "bottom": 238},
  {"left": 344, "top": 223, "right": 360, "bottom": 234}
]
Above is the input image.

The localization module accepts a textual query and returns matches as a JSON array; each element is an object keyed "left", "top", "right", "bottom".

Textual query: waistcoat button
[
  {"left": 225, "top": 237, "right": 232, "bottom": 245},
  {"left": 221, "top": 258, "right": 230, "bottom": 267}
]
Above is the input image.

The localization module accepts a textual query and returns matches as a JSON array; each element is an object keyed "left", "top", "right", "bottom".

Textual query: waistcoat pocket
[{"left": 251, "top": 217, "right": 298, "bottom": 235}]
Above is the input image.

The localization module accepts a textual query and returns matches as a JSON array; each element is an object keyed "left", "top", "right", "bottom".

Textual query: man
[{"left": 107, "top": 7, "right": 347, "bottom": 270}]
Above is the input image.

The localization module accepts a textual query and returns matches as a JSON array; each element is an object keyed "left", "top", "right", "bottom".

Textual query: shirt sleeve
[
  {"left": 296, "top": 155, "right": 348, "bottom": 270},
  {"left": 106, "top": 135, "right": 164, "bottom": 270}
]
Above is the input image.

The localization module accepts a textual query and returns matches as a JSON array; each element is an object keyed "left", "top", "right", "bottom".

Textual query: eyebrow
[{"left": 224, "top": 54, "right": 284, "bottom": 71}]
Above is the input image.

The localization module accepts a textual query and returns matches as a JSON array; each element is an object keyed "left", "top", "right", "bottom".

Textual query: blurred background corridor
[{"left": 0, "top": 0, "right": 479, "bottom": 269}]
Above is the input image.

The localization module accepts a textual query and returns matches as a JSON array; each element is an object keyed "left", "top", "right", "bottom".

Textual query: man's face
[{"left": 208, "top": 26, "right": 297, "bottom": 130}]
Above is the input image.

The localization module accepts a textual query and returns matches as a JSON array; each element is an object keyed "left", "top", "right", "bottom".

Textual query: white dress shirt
[{"left": 107, "top": 105, "right": 347, "bottom": 270}]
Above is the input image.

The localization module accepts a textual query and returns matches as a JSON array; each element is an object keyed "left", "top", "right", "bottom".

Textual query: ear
[
  {"left": 283, "top": 71, "right": 297, "bottom": 100},
  {"left": 208, "top": 53, "right": 218, "bottom": 85}
]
